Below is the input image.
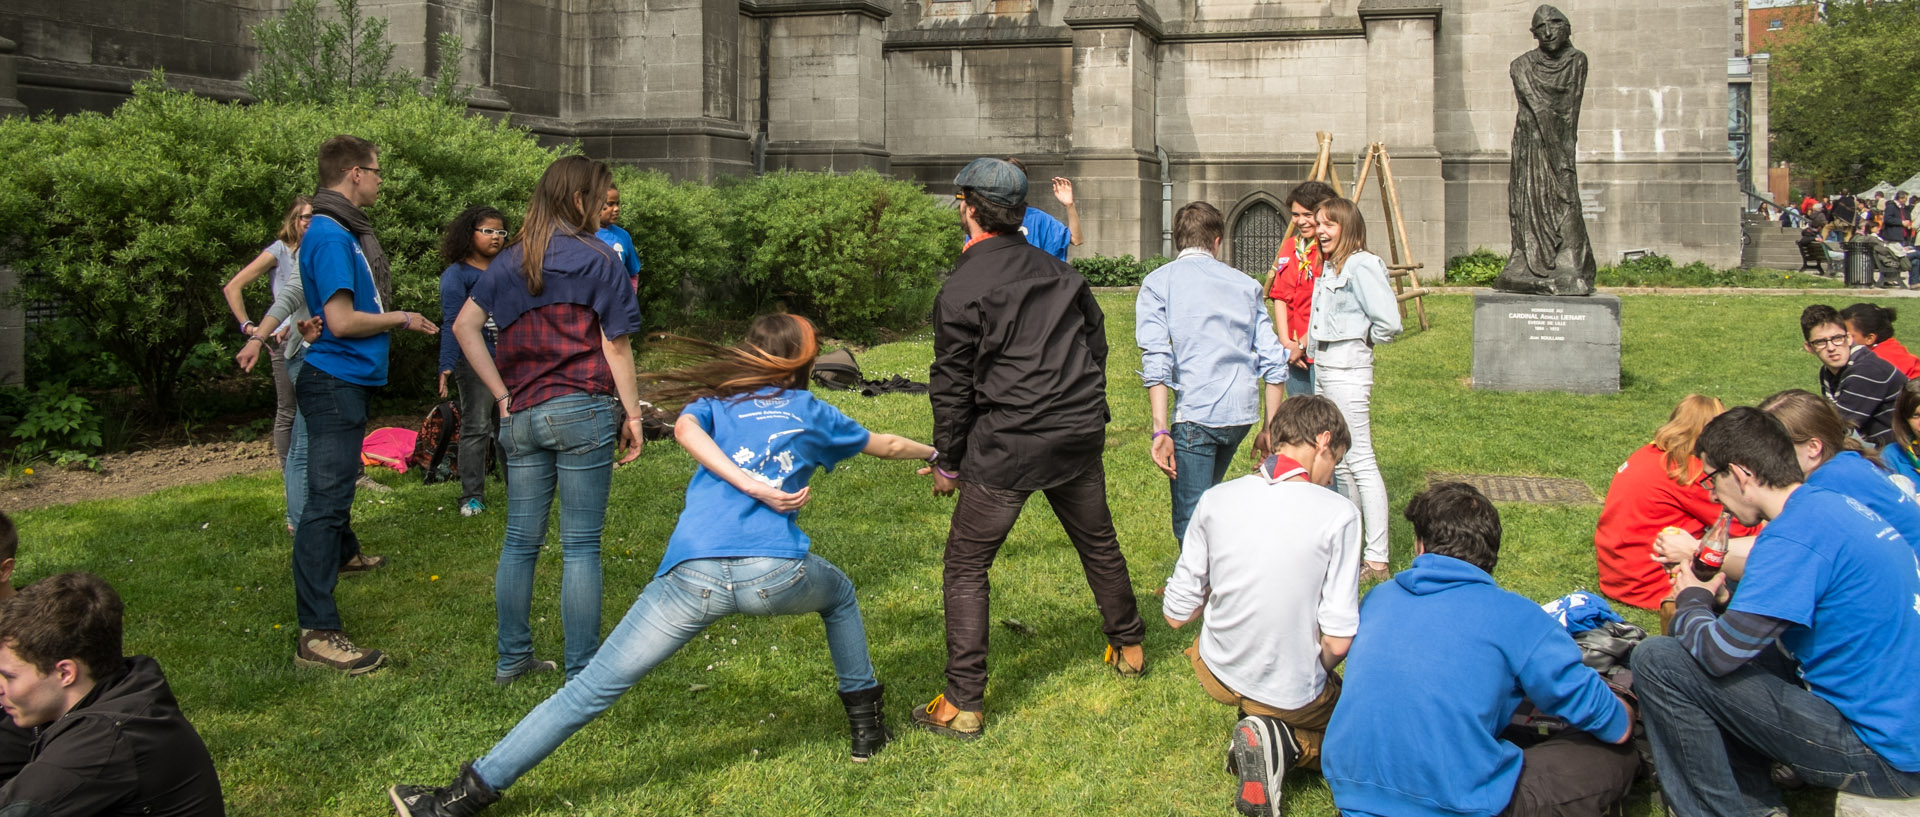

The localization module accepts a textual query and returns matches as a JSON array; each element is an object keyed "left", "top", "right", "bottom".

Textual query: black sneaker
[
  {"left": 1229, "top": 715, "right": 1301, "bottom": 817},
  {"left": 389, "top": 762, "right": 500, "bottom": 817}
]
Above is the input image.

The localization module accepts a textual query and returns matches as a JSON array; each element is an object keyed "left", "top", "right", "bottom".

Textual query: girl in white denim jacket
[{"left": 1307, "top": 197, "right": 1402, "bottom": 580}]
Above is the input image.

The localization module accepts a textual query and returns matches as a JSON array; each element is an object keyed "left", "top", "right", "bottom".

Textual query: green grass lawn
[{"left": 15, "top": 291, "right": 1856, "bottom": 815}]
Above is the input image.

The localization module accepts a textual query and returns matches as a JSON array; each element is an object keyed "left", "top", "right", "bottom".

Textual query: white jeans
[{"left": 1314, "top": 339, "right": 1389, "bottom": 564}]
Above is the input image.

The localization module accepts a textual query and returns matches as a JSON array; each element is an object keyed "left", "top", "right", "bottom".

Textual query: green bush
[
  {"left": 721, "top": 170, "right": 958, "bottom": 341},
  {"left": 610, "top": 167, "right": 731, "bottom": 330},
  {"left": 1444, "top": 248, "right": 1504, "bottom": 285},
  {"left": 1072, "top": 254, "right": 1174, "bottom": 287},
  {"left": 6, "top": 382, "right": 103, "bottom": 469},
  {"left": 0, "top": 75, "right": 564, "bottom": 415}
]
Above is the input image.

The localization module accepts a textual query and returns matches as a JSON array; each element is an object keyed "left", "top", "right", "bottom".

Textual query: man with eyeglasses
[
  {"left": 293, "top": 134, "right": 440, "bottom": 675},
  {"left": 1803, "top": 304, "right": 1907, "bottom": 448},
  {"left": 1632, "top": 406, "right": 1920, "bottom": 817}
]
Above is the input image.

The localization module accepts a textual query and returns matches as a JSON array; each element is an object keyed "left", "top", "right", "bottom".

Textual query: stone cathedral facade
[{"left": 1, "top": 0, "right": 1742, "bottom": 277}]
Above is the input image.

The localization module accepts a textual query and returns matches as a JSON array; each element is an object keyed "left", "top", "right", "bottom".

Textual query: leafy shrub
[
  {"left": 7, "top": 382, "right": 103, "bottom": 469},
  {"left": 611, "top": 167, "right": 731, "bottom": 330},
  {"left": 1445, "top": 248, "right": 1504, "bottom": 285},
  {"left": 0, "top": 76, "right": 564, "bottom": 415},
  {"left": 721, "top": 170, "right": 958, "bottom": 341},
  {"left": 247, "top": 0, "right": 466, "bottom": 106},
  {"left": 1072, "top": 254, "right": 1174, "bottom": 287}
]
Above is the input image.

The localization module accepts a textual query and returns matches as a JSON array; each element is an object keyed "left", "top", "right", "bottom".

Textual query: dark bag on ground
[
  {"left": 810, "top": 347, "right": 929, "bottom": 396},
  {"left": 411, "top": 401, "right": 460, "bottom": 484}
]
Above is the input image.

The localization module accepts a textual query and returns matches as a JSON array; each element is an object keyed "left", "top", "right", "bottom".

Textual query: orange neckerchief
[{"left": 963, "top": 232, "right": 1000, "bottom": 252}]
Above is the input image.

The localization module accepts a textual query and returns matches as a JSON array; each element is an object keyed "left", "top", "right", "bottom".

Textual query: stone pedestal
[{"left": 1471, "top": 292, "right": 1620, "bottom": 394}]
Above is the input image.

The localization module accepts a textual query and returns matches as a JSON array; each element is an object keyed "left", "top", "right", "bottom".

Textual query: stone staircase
[{"left": 1742, "top": 213, "right": 1822, "bottom": 272}]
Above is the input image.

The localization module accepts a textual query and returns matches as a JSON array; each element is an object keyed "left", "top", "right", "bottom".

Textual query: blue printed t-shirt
[
  {"left": 1729, "top": 484, "right": 1920, "bottom": 771},
  {"left": 299, "top": 215, "right": 389, "bottom": 386},
  {"left": 655, "top": 388, "right": 871, "bottom": 577},
  {"left": 1021, "top": 208, "right": 1072, "bottom": 261},
  {"left": 595, "top": 224, "right": 643, "bottom": 278},
  {"left": 1806, "top": 450, "right": 1920, "bottom": 558}
]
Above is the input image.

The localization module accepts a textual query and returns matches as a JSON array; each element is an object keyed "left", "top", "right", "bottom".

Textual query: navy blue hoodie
[{"left": 1323, "top": 554, "right": 1629, "bottom": 817}]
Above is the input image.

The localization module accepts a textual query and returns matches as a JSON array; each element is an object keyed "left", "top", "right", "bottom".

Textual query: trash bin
[{"left": 1845, "top": 240, "right": 1876, "bottom": 287}]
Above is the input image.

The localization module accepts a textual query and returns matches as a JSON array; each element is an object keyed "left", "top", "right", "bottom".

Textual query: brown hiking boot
[
  {"left": 340, "top": 553, "right": 388, "bottom": 575},
  {"left": 1105, "top": 643, "right": 1147, "bottom": 678},
  {"left": 295, "top": 628, "right": 387, "bottom": 675},
  {"left": 910, "top": 694, "right": 983, "bottom": 740}
]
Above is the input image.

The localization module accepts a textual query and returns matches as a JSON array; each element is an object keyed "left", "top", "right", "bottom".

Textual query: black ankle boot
[
  {"left": 388, "top": 761, "right": 501, "bottom": 817},
  {"left": 839, "top": 683, "right": 892, "bottom": 761}
]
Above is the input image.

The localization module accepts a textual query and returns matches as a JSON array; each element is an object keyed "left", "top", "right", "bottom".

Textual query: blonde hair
[
  {"left": 1314, "top": 197, "right": 1367, "bottom": 271},
  {"left": 277, "top": 195, "right": 313, "bottom": 248},
  {"left": 1651, "top": 394, "right": 1725, "bottom": 484}
]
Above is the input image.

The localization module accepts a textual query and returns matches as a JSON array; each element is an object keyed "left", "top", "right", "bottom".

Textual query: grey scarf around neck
[{"left": 309, "top": 189, "right": 392, "bottom": 304}]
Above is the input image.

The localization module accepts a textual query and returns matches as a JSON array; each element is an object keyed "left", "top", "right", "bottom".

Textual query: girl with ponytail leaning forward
[
  {"left": 389, "top": 313, "right": 934, "bottom": 816},
  {"left": 453, "top": 156, "right": 646, "bottom": 686},
  {"left": 1308, "top": 198, "right": 1402, "bottom": 582}
]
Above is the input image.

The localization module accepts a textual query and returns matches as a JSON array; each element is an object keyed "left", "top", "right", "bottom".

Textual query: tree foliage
[
  {"left": 246, "top": 0, "right": 467, "bottom": 106},
  {"left": 0, "top": 77, "right": 563, "bottom": 414},
  {"left": 1771, "top": 0, "right": 1920, "bottom": 188}
]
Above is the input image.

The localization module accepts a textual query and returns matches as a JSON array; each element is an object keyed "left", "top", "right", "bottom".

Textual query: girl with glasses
[{"left": 437, "top": 205, "right": 511, "bottom": 517}]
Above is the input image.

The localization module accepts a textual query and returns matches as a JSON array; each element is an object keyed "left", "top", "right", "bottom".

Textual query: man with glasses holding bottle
[{"left": 1803, "top": 304, "right": 1908, "bottom": 448}]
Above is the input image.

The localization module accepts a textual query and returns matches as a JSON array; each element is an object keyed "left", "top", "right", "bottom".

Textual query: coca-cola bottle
[{"left": 1692, "top": 512, "right": 1732, "bottom": 581}]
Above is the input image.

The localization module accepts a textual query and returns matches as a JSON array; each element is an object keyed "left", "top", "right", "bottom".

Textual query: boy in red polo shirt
[{"left": 1266, "top": 182, "right": 1337, "bottom": 397}]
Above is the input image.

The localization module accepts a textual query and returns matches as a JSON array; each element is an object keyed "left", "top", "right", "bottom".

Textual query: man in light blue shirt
[{"left": 1136, "top": 201, "right": 1291, "bottom": 548}]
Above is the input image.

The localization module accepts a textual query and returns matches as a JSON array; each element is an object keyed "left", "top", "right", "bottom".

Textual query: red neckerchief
[
  {"left": 963, "top": 232, "right": 1000, "bottom": 252},
  {"left": 1260, "top": 454, "right": 1309, "bottom": 484}
]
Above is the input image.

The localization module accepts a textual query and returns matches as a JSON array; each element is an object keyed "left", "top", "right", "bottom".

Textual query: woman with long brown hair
[
  {"left": 222, "top": 195, "right": 313, "bottom": 467},
  {"left": 392, "top": 314, "right": 937, "bottom": 814},
  {"left": 1594, "top": 395, "right": 1754, "bottom": 609},
  {"left": 1308, "top": 197, "right": 1402, "bottom": 581},
  {"left": 451, "top": 156, "right": 645, "bottom": 685}
]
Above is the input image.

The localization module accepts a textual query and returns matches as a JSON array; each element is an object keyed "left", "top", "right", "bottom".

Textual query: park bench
[{"left": 1798, "top": 239, "right": 1829, "bottom": 274}]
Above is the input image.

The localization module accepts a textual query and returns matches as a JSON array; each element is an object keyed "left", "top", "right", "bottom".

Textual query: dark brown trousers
[{"left": 941, "top": 460, "right": 1146, "bottom": 711}]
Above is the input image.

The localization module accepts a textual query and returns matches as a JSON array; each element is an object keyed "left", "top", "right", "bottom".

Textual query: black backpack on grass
[{"left": 411, "top": 401, "right": 460, "bottom": 484}]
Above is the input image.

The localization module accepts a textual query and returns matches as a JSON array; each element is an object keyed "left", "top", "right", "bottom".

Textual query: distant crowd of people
[
  {"left": 1782, "top": 189, "right": 1920, "bottom": 286},
  {"left": 2, "top": 151, "right": 1918, "bottom": 817}
]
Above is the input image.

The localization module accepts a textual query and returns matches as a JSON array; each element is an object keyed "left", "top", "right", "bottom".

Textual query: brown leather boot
[{"left": 910, "top": 694, "right": 983, "bottom": 740}]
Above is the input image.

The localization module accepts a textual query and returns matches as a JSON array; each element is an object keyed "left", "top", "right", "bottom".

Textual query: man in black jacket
[
  {"left": 912, "top": 157, "right": 1148, "bottom": 739},
  {"left": 0, "top": 572, "right": 224, "bottom": 816}
]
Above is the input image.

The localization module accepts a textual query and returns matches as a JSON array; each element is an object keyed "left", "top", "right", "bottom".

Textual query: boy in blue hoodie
[
  {"left": 1633, "top": 407, "right": 1920, "bottom": 817},
  {"left": 1322, "top": 482, "right": 1637, "bottom": 817}
]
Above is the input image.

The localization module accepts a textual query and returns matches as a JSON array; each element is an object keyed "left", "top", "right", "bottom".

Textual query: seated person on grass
[
  {"left": 1162, "top": 395, "right": 1357, "bottom": 817},
  {"left": 1633, "top": 407, "right": 1920, "bottom": 817},
  {"left": 1323, "top": 482, "right": 1637, "bottom": 817},
  {"left": 1804, "top": 304, "right": 1907, "bottom": 448},
  {"left": 0, "top": 513, "right": 24, "bottom": 787},
  {"left": 1841, "top": 302, "right": 1920, "bottom": 379},
  {"left": 0, "top": 572, "right": 225, "bottom": 815},
  {"left": 1655, "top": 389, "right": 1920, "bottom": 577},
  {"left": 1885, "top": 380, "right": 1920, "bottom": 490},
  {"left": 1593, "top": 394, "right": 1754, "bottom": 611}
]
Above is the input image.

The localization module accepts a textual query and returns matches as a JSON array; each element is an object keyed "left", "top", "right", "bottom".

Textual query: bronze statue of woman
[{"left": 1496, "top": 5, "right": 1596, "bottom": 296}]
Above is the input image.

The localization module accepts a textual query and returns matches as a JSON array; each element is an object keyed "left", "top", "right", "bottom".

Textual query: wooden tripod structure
[{"left": 1273, "top": 132, "right": 1431, "bottom": 332}]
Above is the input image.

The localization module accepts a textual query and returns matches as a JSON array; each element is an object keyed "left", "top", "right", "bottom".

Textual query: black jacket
[
  {"left": 930, "top": 233, "right": 1110, "bottom": 491},
  {"left": 0, "top": 656, "right": 224, "bottom": 817}
]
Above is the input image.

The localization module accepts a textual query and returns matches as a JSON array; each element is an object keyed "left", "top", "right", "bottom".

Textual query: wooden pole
[
  {"left": 1351, "top": 143, "right": 1377, "bottom": 202},
  {"left": 1376, "top": 145, "right": 1430, "bottom": 331}
]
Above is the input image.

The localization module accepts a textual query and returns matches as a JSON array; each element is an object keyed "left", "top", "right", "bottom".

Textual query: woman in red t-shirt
[
  {"left": 1266, "top": 182, "right": 1338, "bottom": 397},
  {"left": 1593, "top": 394, "right": 1753, "bottom": 609}
]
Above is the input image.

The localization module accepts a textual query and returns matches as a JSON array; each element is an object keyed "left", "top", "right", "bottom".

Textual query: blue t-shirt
[
  {"left": 595, "top": 225, "right": 642, "bottom": 278},
  {"left": 1021, "top": 208, "right": 1072, "bottom": 261},
  {"left": 298, "top": 215, "right": 389, "bottom": 386},
  {"left": 1805, "top": 450, "right": 1920, "bottom": 557},
  {"left": 654, "top": 388, "right": 872, "bottom": 577},
  {"left": 1730, "top": 484, "right": 1920, "bottom": 771}
]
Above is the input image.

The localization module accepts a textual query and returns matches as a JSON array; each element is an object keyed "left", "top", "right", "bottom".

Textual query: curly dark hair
[{"left": 438, "top": 205, "right": 508, "bottom": 266}]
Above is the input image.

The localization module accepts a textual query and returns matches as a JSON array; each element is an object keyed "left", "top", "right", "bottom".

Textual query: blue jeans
[
  {"left": 1169, "top": 422, "right": 1250, "bottom": 545},
  {"left": 283, "top": 355, "right": 308, "bottom": 532},
  {"left": 292, "top": 366, "right": 369, "bottom": 631},
  {"left": 1285, "top": 361, "right": 1315, "bottom": 398},
  {"left": 1633, "top": 636, "right": 1920, "bottom": 817},
  {"left": 472, "top": 554, "right": 877, "bottom": 791},
  {"left": 496, "top": 392, "right": 618, "bottom": 678}
]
